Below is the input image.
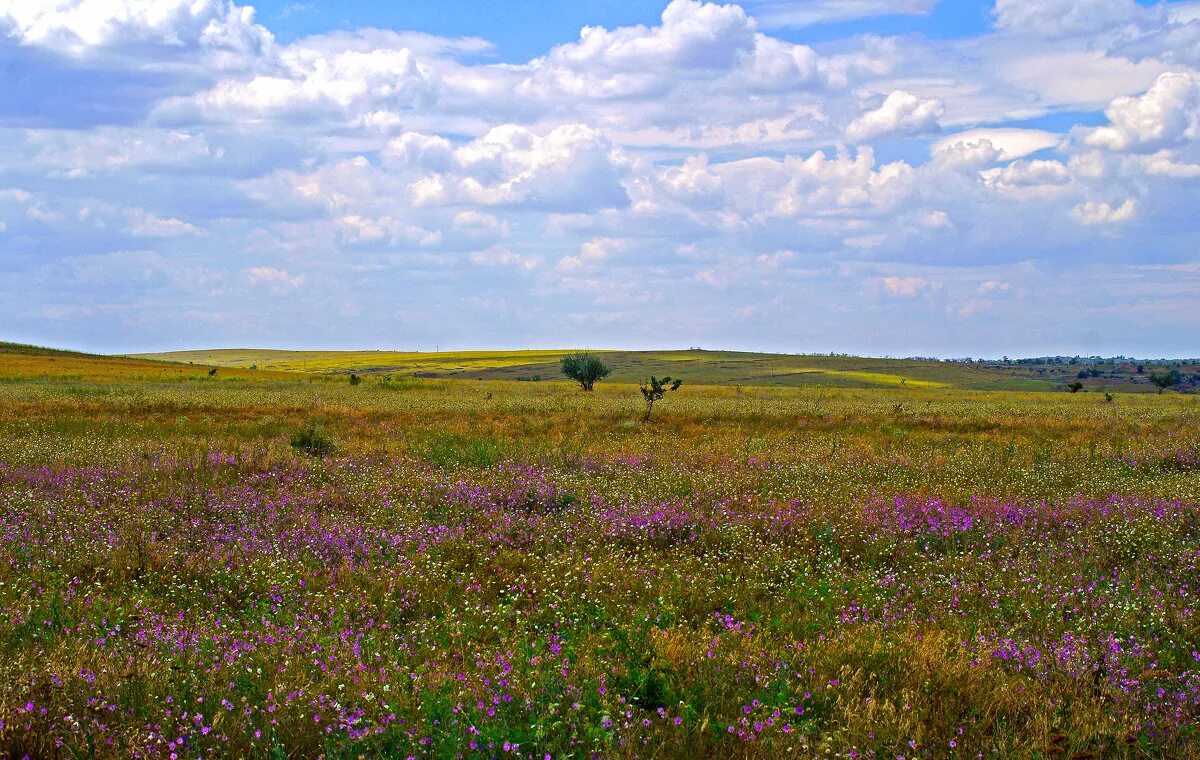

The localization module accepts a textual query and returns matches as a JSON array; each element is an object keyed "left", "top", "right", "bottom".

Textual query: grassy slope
[
  {"left": 0, "top": 341, "right": 288, "bottom": 383},
  {"left": 131, "top": 348, "right": 1058, "bottom": 391}
]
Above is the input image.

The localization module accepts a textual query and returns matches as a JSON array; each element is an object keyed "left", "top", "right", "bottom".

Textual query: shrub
[
  {"left": 291, "top": 421, "right": 336, "bottom": 458},
  {"left": 349, "top": 373, "right": 362, "bottom": 386},
  {"left": 560, "top": 352, "right": 611, "bottom": 392},
  {"left": 640, "top": 375, "right": 683, "bottom": 422}
]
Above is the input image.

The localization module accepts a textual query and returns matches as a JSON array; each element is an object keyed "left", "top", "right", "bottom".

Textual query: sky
[{"left": 1, "top": 1, "right": 1200, "bottom": 357}]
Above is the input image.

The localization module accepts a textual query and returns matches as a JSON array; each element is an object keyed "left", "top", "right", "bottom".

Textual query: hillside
[
  {"left": 131, "top": 348, "right": 1061, "bottom": 391},
  {"left": 0, "top": 341, "right": 284, "bottom": 383}
]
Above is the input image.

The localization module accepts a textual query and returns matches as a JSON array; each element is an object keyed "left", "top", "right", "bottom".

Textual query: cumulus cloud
[
  {"left": 244, "top": 266, "right": 304, "bottom": 293},
  {"left": 846, "top": 90, "right": 943, "bottom": 143},
  {"left": 471, "top": 249, "right": 541, "bottom": 270},
  {"left": 0, "top": 0, "right": 272, "bottom": 58},
  {"left": 127, "top": 209, "right": 203, "bottom": 238},
  {"left": 982, "top": 159, "right": 1073, "bottom": 195},
  {"left": 557, "top": 237, "right": 625, "bottom": 271},
  {"left": 877, "top": 276, "right": 931, "bottom": 297},
  {"left": 932, "top": 129, "right": 1061, "bottom": 163},
  {"left": 156, "top": 40, "right": 435, "bottom": 124},
  {"left": 992, "top": 0, "right": 1145, "bottom": 38},
  {"left": 1072, "top": 198, "right": 1138, "bottom": 224},
  {"left": 1083, "top": 72, "right": 1200, "bottom": 152}
]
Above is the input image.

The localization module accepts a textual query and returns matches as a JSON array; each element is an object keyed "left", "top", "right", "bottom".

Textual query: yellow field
[{"left": 131, "top": 347, "right": 1044, "bottom": 390}]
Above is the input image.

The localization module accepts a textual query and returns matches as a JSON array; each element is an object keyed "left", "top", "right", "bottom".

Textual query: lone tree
[
  {"left": 1149, "top": 369, "right": 1182, "bottom": 394},
  {"left": 560, "top": 352, "right": 612, "bottom": 391},
  {"left": 640, "top": 375, "right": 683, "bottom": 422}
]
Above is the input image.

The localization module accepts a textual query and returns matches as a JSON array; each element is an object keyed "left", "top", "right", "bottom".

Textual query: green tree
[
  {"left": 560, "top": 352, "right": 612, "bottom": 392},
  {"left": 640, "top": 375, "right": 683, "bottom": 422},
  {"left": 1150, "top": 369, "right": 1182, "bottom": 394}
]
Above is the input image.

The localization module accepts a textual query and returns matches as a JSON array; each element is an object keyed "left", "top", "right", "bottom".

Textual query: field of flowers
[{"left": 1, "top": 362, "right": 1199, "bottom": 758}]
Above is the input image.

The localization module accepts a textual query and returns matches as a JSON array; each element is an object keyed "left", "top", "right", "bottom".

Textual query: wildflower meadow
[{"left": 1, "top": 350, "right": 1199, "bottom": 758}]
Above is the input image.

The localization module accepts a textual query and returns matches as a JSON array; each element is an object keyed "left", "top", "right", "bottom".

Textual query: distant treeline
[{"left": 949, "top": 356, "right": 1200, "bottom": 366}]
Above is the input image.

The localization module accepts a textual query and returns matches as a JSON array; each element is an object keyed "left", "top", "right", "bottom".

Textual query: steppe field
[{"left": 2, "top": 342, "right": 1199, "bottom": 759}]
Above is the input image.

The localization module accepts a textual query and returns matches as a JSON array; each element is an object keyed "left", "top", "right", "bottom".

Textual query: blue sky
[{"left": 1, "top": 0, "right": 1199, "bottom": 356}]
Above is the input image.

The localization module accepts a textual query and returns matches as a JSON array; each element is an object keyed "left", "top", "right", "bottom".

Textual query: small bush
[
  {"left": 349, "top": 373, "right": 362, "bottom": 386},
  {"left": 291, "top": 421, "right": 336, "bottom": 458}
]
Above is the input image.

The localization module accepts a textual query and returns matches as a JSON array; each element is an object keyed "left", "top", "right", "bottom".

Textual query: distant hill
[
  {"left": 131, "top": 348, "right": 1065, "bottom": 391},
  {"left": 2, "top": 341, "right": 1188, "bottom": 391},
  {"left": 0, "top": 340, "right": 96, "bottom": 358},
  {"left": 0, "top": 341, "right": 280, "bottom": 382}
]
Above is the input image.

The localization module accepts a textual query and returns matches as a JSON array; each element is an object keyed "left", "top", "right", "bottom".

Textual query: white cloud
[
  {"left": 1084, "top": 72, "right": 1200, "bottom": 152},
  {"left": 877, "top": 276, "right": 931, "bottom": 297},
  {"left": 0, "top": 0, "right": 272, "bottom": 60},
  {"left": 846, "top": 90, "right": 943, "bottom": 143},
  {"left": 992, "top": 0, "right": 1144, "bottom": 38},
  {"left": 126, "top": 209, "right": 204, "bottom": 238},
  {"left": 471, "top": 249, "right": 541, "bottom": 270},
  {"left": 1141, "top": 150, "right": 1200, "bottom": 177},
  {"left": 451, "top": 124, "right": 631, "bottom": 211},
  {"left": 557, "top": 237, "right": 625, "bottom": 271},
  {"left": 1072, "top": 198, "right": 1138, "bottom": 224},
  {"left": 982, "top": 159, "right": 1073, "bottom": 195},
  {"left": 527, "top": 0, "right": 757, "bottom": 91},
  {"left": 157, "top": 41, "right": 435, "bottom": 124},
  {"left": 932, "top": 129, "right": 1061, "bottom": 164},
  {"left": 244, "top": 266, "right": 305, "bottom": 293},
  {"left": 0, "top": 188, "right": 33, "bottom": 203},
  {"left": 381, "top": 124, "right": 631, "bottom": 213}
]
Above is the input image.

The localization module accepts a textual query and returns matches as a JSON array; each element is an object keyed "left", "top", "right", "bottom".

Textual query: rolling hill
[{"left": 130, "top": 348, "right": 1062, "bottom": 391}]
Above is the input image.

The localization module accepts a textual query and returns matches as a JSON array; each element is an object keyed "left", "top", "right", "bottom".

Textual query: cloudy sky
[{"left": 2, "top": 0, "right": 1199, "bottom": 356}]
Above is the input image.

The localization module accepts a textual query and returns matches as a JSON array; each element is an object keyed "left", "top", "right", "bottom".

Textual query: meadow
[{"left": 2, "top": 343, "right": 1200, "bottom": 758}]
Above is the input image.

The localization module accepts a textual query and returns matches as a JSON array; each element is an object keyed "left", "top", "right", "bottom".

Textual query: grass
[{"left": 1, "top": 347, "right": 1199, "bottom": 757}]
